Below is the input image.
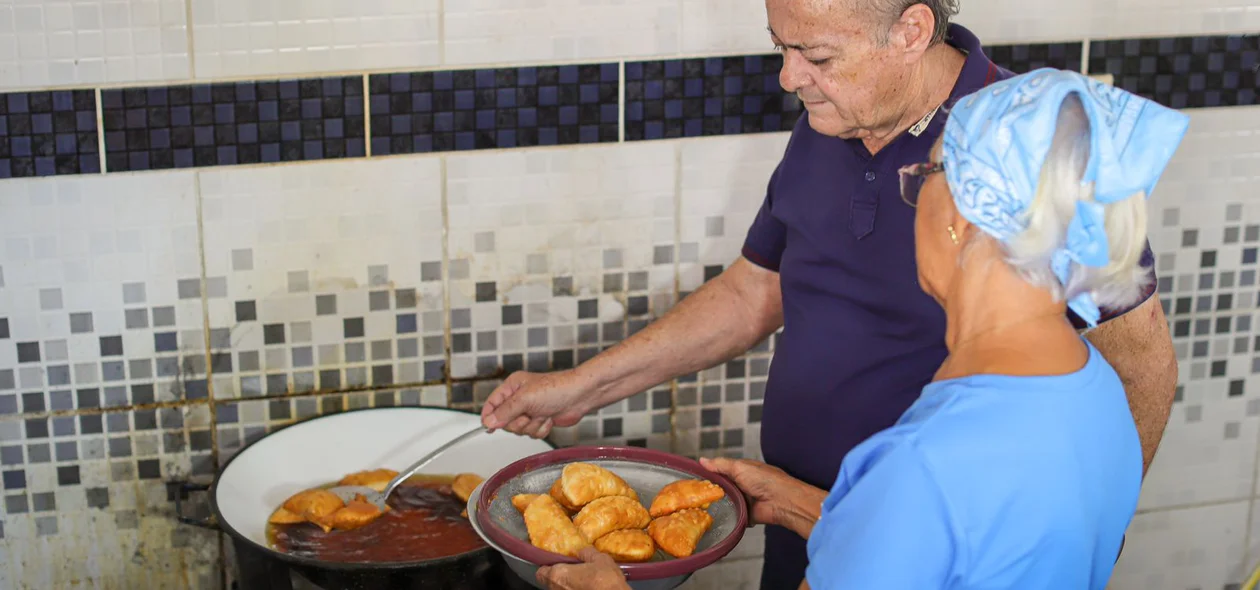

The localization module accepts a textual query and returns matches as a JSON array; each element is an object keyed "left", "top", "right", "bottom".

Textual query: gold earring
[{"left": 947, "top": 225, "right": 960, "bottom": 245}]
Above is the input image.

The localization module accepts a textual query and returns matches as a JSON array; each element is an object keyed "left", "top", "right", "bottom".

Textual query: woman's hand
[
  {"left": 536, "top": 547, "right": 631, "bottom": 590},
  {"left": 699, "top": 457, "right": 829, "bottom": 539}
]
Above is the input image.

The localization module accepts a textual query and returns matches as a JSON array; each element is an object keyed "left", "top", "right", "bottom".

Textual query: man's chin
[{"left": 805, "top": 115, "right": 854, "bottom": 139}]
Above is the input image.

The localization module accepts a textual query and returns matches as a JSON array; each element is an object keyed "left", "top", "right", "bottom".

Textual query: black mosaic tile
[
  {"left": 369, "top": 64, "right": 619, "bottom": 155},
  {"left": 0, "top": 90, "right": 100, "bottom": 178},
  {"left": 985, "top": 42, "right": 1084, "bottom": 74},
  {"left": 625, "top": 55, "right": 802, "bottom": 141},
  {"left": 102, "top": 77, "right": 366, "bottom": 172},
  {"left": 1089, "top": 34, "right": 1259, "bottom": 108}
]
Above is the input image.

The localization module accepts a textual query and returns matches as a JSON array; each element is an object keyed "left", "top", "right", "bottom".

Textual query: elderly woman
[{"left": 536, "top": 69, "right": 1188, "bottom": 590}]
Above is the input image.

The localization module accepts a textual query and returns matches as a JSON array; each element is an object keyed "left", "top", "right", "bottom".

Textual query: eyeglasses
[{"left": 898, "top": 161, "right": 944, "bottom": 207}]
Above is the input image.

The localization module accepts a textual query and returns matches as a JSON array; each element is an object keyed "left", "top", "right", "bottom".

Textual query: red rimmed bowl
[{"left": 471, "top": 446, "right": 748, "bottom": 587}]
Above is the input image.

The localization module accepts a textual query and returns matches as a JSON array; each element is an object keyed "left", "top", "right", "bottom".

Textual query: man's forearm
[
  {"left": 576, "top": 257, "right": 783, "bottom": 409},
  {"left": 1086, "top": 295, "right": 1178, "bottom": 474}
]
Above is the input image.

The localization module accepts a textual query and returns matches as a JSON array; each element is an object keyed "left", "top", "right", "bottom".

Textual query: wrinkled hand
[
  {"left": 480, "top": 370, "right": 592, "bottom": 439},
  {"left": 699, "top": 457, "right": 825, "bottom": 537},
  {"left": 536, "top": 547, "right": 630, "bottom": 590}
]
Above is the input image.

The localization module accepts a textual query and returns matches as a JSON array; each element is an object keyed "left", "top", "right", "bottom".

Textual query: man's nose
[{"left": 778, "top": 51, "right": 809, "bottom": 94}]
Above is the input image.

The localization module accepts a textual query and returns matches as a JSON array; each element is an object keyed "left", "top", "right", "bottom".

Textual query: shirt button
[{"left": 865, "top": 171, "right": 876, "bottom": 182}]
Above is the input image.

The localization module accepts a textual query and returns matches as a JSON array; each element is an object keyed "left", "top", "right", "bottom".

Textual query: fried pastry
[
  {"left": 523, "top": 494, "right": 590, "bottom": 558},
  {"left": 594, "top": 529, "right": 656, "bottom": 563},
  {"left": 554, "top": 462, "right": 638, "bottom": 508},
  {"left": 512, "top": 494, "right": 542, "bottom": 514},
  {"left": 326, "top": 495, "right": 386, "bottom": 531},
  {"left": 572, "top": 496, "right": 652, "bottom": 543},
  {"left": 338, "top": 468, "right": 399, "bottom": 492},
  {"left": 281, "top": 489, "right": 344, "bottom": 523},
  {"left": 648, "top": 479, "right": 726, "bottom": 518},
  {"left": 452, "top": 473, "right": 484, "bottom": 503},
  {"left": 267, "top": 507, "right": 306, "bottom": 525},
  {"left": 549, "top": 479, "right": 584, "bottom": 512},
  {"left": 648, "top": 508, "right": 714, "bottom": 558}
]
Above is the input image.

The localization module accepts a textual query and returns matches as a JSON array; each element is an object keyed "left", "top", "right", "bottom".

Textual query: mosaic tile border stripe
[{"left": 0, "top": 33, "right": 1253, "bottom": 180}]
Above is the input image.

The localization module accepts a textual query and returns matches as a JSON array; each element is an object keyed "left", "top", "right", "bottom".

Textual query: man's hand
[
  {"left": 699, "top": 457, "right": 828, "bottom": 539},
  {"left": 536, "top": 547, "right": 630, "bottom": 590},
  {"left": 480, "top": 370, "right": 593, "bottom": 438}
]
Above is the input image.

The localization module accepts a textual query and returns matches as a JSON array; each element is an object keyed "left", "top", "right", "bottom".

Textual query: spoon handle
[{"left": 383, "top": 425, "right": 489, "bottom": 498}]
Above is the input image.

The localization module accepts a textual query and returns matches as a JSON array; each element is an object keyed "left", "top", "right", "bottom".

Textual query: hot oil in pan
[{"left": 269, "top": 475, "right": 486, "bottom": 564}]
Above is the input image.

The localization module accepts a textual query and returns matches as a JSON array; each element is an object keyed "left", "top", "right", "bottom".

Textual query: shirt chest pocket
[{"left": 849, "top": 184, "right": 880, "bottom": 240}]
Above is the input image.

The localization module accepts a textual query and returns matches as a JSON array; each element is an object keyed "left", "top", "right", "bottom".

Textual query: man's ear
[{"left": 890, "top": 3, "right": 937, "bottom": 59}]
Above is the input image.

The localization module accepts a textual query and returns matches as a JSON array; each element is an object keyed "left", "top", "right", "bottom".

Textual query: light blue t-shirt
[{"left": 805, "top": 340, "right": 1141, "bottom": 590}]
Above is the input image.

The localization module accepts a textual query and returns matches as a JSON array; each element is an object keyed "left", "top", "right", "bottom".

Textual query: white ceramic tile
[
  {"left": 0, "top": 171, "right": 203, "bottom": 403},
  {"left": 442, "top": 0, "right": 680, "bottom": 66},
  {"left": 1138, "top": 396, "right": 1257, "bottom": 510},
  {"left": 680, "top": 0, "right": 770, "bottom": 55},
  {"left": 682, "top": 556, "right": 762, "bottom": 590},
  {"left": 1108, "top": 501, "right": 1249, "bottom": 590},
  {"left": 445, "top": 142, "right": 677, "bottom": 380},
  {"left": 958, "top": 0, "right": 1260, "bottom": 43},
  {"left": 190, "top": 0, "right": 441, "bottom": 79},
  {"left": 0, "top": 0, "right": 190, "bottom": 91},
  {"left": 197, "top": 157, "right": 445, "bottom": 398}
]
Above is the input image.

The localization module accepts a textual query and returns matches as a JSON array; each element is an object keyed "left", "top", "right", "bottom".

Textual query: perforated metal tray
[{"left": 472, "top": 446, "right": 748, "bottom": 581}]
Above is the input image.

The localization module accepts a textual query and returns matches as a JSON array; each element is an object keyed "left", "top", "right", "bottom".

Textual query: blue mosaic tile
[
  {"left": 624, "top": 55, "right": 802, "bottom": 141},
  {"left": 1090, "top": 34, "right": 1259, "bottom": 108},
  {"left": 369, "top": 63, "right": 619, "bottom": 155},
  {"left": 101, "top": 77, "right": 365, "bottom": 172},
  {"left": 985, "top": 42, "right": 1084, "bottom": 74},
  {"left": 0, "top": 90, "right": 100, "bottom": 179}
]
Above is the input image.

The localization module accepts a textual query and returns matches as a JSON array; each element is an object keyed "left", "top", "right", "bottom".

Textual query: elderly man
[{"left": 483, "top": 0, "right": 1178, "bottom": 588}]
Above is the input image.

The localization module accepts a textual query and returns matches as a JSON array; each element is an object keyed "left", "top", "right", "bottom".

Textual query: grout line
[
  {"left": 618, "top": 60, "right": 626, "bottom": 143},
  {"left": 1133, "top": 495, "right": 1254, "bottom": 515},
  {"left": 1241, "top": 406, "right": 1260, "bottom": 566},
  {"left": 437, "top": 0, "right": 447, "bottom": 66},
  {"left": 183, "top": 0, "right": 197, "bottom": 79},
  {"left": 94, "top": 88, "right": 107, "bottom": 174},
  {"left": 1080, "top": 39, "right": 1091, "bottom": 75},
  {"left": 363, "top": 73, "right": 373, "bottom": 158},
  {"left": 668, "top": 142, "right": 683, "bottom": 454},
  {"left": 440, "top": 155, "right": 454, "bottom": 408},
  {"left": 192, "top": 169, "right": 219, "bottom": 470}
]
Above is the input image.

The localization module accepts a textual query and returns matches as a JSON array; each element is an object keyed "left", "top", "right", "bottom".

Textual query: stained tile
[
  {"left": 985, "top": 42, "right": 1084, "bottom": 74},
  {"left": 1089, "top": 35, "right": 1258, "bottom": 108},
  {"left": 102, "top": 78, "right": 366, "bottom": 172},
  {"left": 369, "top": 64, "right": 619, "bottom": 156},
  {"left": 0, "top": 90, "right": 101, "bottom": 179},
  {"left": 625, "top": 55, "right": 802, "bottom": 141}
]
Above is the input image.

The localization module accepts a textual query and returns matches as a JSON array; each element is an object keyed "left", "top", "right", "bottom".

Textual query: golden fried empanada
[
  {"left": 326, "top": 495, "right": 386, "bottom": 531},
  {"left": 513, "top": 494, "right": 542, "bottom": 514},
  {"left": 594, "top": 529, "right": 656, "bottom": 563},
  {"left": 555, "top": 462, "right": 638, "bottom": 509},
  {"left": 338, "top": 468, "right": 399, "bottom": 492},
  {"left": 451, "top": 473, "right": 484, "bottom": 503},
  {"left": 523, "top": 494, "right": 590, "bottom": 558},
  {"left": 268, "top": 507, "right": 306, "bottom": 525},
  {"left": 549, "top": 479, "right": 584, "bottom": 512},
  {"left": 648, "top": 479, "right": 726, "bottom": 518},
  {"left": 282, "top": 489, "right": 344, "bottom": 523},
  {"left": 572, "top": 495, "right": 652, "bottom": 543},
  {"left": 648, "top": 508, "right": 713, "bottom": 558}
]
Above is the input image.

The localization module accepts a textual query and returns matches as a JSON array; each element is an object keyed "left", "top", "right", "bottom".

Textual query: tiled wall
[{"left": 0, "top": 1, "right": 1255, "bottom": 588}]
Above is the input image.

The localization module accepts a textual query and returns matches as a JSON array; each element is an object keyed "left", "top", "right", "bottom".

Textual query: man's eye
[
  {"left": 808, "top": 58, "right": 830, "bottom": 66},
  {"left": 773, "top": 44, "right": 786, "bottom": 53}
]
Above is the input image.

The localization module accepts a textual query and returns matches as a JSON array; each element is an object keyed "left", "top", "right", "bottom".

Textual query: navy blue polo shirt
[{"left": 742, "top": 24, "right": 1156, "bottom": 588}]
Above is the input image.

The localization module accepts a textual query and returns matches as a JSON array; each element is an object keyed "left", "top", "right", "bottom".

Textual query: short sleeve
[
  {"left": 1069, "top": 240, "right": 1157, "bottom": 329},
  {"left": 740, "top": 162, "right": 788, "bottom": 272},
  {"left": 805, "top": 445, "right": 959, "bottom": 590}
]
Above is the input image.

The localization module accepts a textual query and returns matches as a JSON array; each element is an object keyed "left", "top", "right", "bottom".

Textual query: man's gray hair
[{"left": 876, "top": 0, "right": 960, "bottom": 45}]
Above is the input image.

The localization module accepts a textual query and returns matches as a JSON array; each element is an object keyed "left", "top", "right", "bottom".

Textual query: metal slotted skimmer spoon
[{"left": 326, "top": 425, "right": 488, "bottom": 510}]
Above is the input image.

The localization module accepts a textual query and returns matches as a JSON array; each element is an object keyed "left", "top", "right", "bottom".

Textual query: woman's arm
[{"left": 698, "top": 457, "right": 829, "bottom": 538}]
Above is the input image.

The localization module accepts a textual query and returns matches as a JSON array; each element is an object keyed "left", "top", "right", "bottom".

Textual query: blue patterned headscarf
[{"left": 941, "top": 68, "right": 1190, "bottom": 327}]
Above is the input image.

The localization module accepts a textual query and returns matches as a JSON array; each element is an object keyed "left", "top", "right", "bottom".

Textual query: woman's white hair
[{"left": 994, "top": 93, "right": 1152, "bottom": 313}]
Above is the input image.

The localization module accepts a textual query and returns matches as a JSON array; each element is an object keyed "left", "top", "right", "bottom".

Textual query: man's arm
[
  {"left": 580, "top": 257, "right": 784, "bottom": 407},
  {"left": 1084, "top": 294, "right": 1177, "bottom": 475}
]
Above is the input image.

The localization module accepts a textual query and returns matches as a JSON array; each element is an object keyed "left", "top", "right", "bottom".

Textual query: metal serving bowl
[{"left": 469, "top": 446, "right": 749, "bottom": 589}]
